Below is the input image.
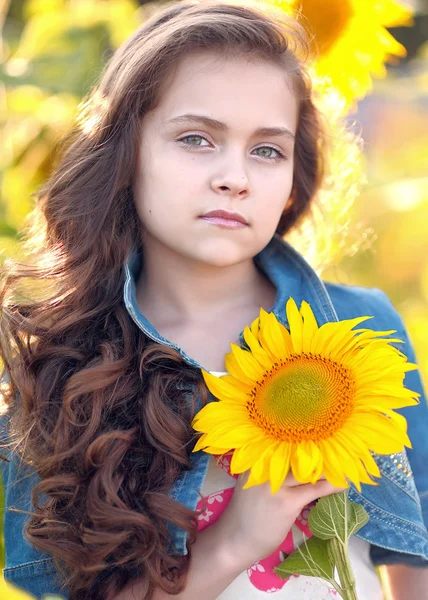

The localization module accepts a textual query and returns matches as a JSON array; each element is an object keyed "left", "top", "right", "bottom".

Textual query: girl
[{"left": 1, "top": 2, "right": 427, "bottom": 599}]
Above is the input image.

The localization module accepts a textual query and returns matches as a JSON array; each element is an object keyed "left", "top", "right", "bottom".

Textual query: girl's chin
[
  {"left": 194, "top": 253, "right": 254, "bottom": 269},
  {"left": 189, "top": 239, "right": 268, "bottom": 267}
]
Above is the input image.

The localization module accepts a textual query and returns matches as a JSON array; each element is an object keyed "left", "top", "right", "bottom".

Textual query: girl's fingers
[
  {"left": 286, "top": 479, "right": 347, "bottom": 506},
  {"left": 237, "top": 469, "right": 347, "bottom": 501},
  {"left": 282, "top": 471, "right": 327, "bottom": 488}
]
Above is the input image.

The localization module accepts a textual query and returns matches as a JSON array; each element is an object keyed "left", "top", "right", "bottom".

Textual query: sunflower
[
  {"left": 192, "top": 298, "right": 419, "bottom": 494},
  {"left": 227, "top": 0, "right": 413, "bottom": 110},
  {"left": 281, "top": 0, "right": 413, "bottom": 108}
]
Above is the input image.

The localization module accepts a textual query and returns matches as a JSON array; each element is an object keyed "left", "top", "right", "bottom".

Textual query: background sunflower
[{"left": 272, "top": 0, "right": 414, "bottom": 110}]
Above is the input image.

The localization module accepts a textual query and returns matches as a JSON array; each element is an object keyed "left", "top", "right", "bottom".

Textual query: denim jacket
[{"left": 1, "top": 234, "right": 428, "bottom": 599}]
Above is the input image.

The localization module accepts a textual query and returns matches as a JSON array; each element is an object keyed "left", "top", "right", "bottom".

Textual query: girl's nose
[{"left": 210, "top": 154, "right": 251, "bottom": 198}]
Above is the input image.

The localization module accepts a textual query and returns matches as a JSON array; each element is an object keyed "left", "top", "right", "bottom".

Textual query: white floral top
[{"left": 197, "top": 453, "right": 384, "bottom": 599}]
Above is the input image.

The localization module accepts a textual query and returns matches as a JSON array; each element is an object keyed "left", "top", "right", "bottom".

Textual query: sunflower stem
[{"left": 329, "top": 537, "right": 359, "bottom": 600}]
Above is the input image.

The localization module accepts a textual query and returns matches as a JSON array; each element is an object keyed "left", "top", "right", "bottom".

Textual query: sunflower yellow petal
[
  {"left": 331, "top": 331, "right": 401, "bottom": 361},
  {"left": 349, "top": 346, "right": 405, "bottom": 370},
  {"left": 330, "top": 439, "right": 366, "bottom": 491},
  {"left": 322, "top": 465, "right": 349, "bottom": 489},
  {"left": 250, "top": 315, "right": 261, "bottom": 339},
  {"left": 300, "top": 301, "right": 319, "bottom": 351},
  {"left": 191, "top": 403, "right": 250, "bottom": 430},
  {"left": 355, "top": 362, "right": 418, "bottom": 383},
  {"left": 269, "top": 442, "right": 292, "bottom": 494},
  {"left": 346, "top": 412, "right": 411, "bottom": 453},
  {"left": 333, "top": 430, "right": 381, "bottom": 479},
  {"left": 220, "top": 374, "right": 252, "bottom": 394},
  {"left": 318, "top": 440, "right": 349, "bottom": 487},
  {"left": 193, "top": 418, "right": 250, "bottom": 438},
  {"left": 230, "top": 436, "right": 274, "bottom": 475},
  {"left": 286, "top": 297, "right": 303, "bottom": 353},
  {"left": 333, "top": 432, "right": 379, "bottom": 488},
  {"left": 312, "top": 317, "right": 372, "bottom": 358},
  {"left": 358, "top": 453, "right": 381, "bottom": 479},
  {"left": 290, "top": 440, "right": 322, "bottom": 484},
  {"left": 245, "top": 468, "right": 263, "bottom": 488},
  {"left": 353, "top": 392, "right": 419, "bottom": 410},
  {"left": 230, "top": 343, "right": 266, "bottom": 380},
  {"left": 371, "top": 406, "right": 410, "bottom": 436},
  {"left": 354, "top": 386, "right": 418, "bottom": 401},
  {"left": 244, "top": 444, "right": 277, "bottom": 488},
  {"left": 257, "top": 309, "right": 277, "bottom": 359},
  {"left": 193, "top": 434, "right": 217, "bottom": 453},
  {"left": 199, "top": 424, "right": 261, "bottom": 450},
  {"left": 310, "top": 452, "right": 325, "bottom": 484},
  {"left": 193, "top": 438, "right": 232, "bottom": 453},
  {"left": 321, "top": 465, "right": 349, "bottom": 488},
  {"left": 201, "top": 369, "right": 249, "bottom": 403},
  {"left": 402, "top": 362, "right": 419, "bottom": 373},
  {"left": 353, "top": 460, "right": 378, "bottom": 489},
  {"left": 352, "top": 350, "right": 408, "bottom": 370},
  {"left": 281, "top": 325, "right": 293, "bottom": 354},
  {"left": 243, "top": 325, "right": 272, "bottom": 369},
  {"left": 225, "top": 351, "right": 255, "bottom": 386},
  {"left": 197, "top": 445, "right": 233, "bottom": 455},
  {"left": 261, "top": 312, "right": 292, "bottom": 357},
  {"left": 339, "top": 433, "right": 382, "bottom": 479}
]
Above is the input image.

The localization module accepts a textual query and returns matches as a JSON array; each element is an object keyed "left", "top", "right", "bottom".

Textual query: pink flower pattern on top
[{"left": 195, "top": 452, "right": 334, "bottom": 594}]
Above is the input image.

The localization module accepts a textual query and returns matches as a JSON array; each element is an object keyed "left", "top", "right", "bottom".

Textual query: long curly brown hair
[{"left": 0, "top": 1, "right": 327, "bottom": 598}]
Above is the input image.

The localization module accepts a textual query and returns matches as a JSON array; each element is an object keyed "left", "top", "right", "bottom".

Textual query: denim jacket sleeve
[
  {"left": 325, "top": 283, "right": 428, "bottom": 566},
  {"left": 0, "top": 411, "right": 68, "bottom": 599}
]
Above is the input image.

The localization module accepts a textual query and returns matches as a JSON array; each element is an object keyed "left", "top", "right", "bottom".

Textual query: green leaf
[
  {"left": 347, "top": 502, "right": 369, "bottom": 536},
  {"left": 274, "top": 536, "right": 335, "bottom": 581},
  {"left": 308, "top": 491, "right": 369, "bottom": 542}
]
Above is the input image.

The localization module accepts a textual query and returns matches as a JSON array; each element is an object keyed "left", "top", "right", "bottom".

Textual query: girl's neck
[{"left": 135, "top": 236, "right": 276, "bottom": 328}]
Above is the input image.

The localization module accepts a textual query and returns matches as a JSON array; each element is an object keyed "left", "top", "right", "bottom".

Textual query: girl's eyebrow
[{"left": 165, "top": 113, "right": 295, "bottom": 141}]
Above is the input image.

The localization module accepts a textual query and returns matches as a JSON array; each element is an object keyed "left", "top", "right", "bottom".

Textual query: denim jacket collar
[{"left": 123, "top": 233, "right": 339, "bottom": 361}]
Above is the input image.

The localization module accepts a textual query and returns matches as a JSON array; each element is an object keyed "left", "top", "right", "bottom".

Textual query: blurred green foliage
[{"left": 1, "top": 0, "right": 427, "bottom": 594}]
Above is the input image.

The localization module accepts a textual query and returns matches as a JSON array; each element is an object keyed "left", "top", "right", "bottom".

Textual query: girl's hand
[{"left": 212, "top": 469, "right": 347, "bottom": 570}]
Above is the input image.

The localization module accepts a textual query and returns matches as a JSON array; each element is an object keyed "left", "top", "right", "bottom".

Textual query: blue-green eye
[
  {"left": 177, "top": 135, "right": 286, "bottom": 162},
  {"left": 178, "top": 134, "right": 209, "bottom": 146},
  {"left": 253, "top": 146, "right": 286, "bottom": 161}
]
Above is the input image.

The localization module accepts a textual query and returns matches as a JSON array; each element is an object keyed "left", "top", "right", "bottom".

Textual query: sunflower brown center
[
  {"left": 247, "top": 353, "right": 355, "bottom": 442},
  {"left": 299, "top": 0, "right": 354, "bottom": 55}
]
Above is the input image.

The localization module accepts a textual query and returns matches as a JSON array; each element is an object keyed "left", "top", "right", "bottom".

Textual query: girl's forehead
[
  {"left": 164, "top": 50, "right": 289, "bottom": 90},
  {"left": 151, "top": 51, "right": 299, "bottom": 132}
]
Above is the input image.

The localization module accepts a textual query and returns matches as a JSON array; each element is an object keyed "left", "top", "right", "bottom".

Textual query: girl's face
[{"left": 133, "top": 51, "right": 298, "bottom": 267}]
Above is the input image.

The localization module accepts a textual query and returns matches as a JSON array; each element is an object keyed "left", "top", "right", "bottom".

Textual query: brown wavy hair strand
[{"left": 0, "top": 1, "right": 326, "bottom": 598}]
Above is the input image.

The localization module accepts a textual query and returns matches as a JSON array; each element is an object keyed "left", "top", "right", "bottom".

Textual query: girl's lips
[
  {"left": 199, "top": 216, "right": 248, "bottom": 229},
  {"left": 199, "top": 208, "right": 249, "bottom": 229}
]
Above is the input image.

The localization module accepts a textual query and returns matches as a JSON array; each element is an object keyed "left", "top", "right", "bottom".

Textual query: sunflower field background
[{"left": 0, "top": 0, "right": 428, "bottom": 595}]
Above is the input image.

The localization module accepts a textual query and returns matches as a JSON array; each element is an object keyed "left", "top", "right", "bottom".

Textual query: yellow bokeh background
[{"left": 0, "top": 0, "right": 427, "bottom": 595}]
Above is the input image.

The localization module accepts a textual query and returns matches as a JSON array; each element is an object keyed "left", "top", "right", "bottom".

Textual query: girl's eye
[
  {"left": 253, "top": 146, "right": 286, "bottom": 162},
  {"left": 177, "top": 136, "right": 286, "bottom": 162},
  {"left": 177, "top": 134, "right": 210, "bottom": 147}
]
